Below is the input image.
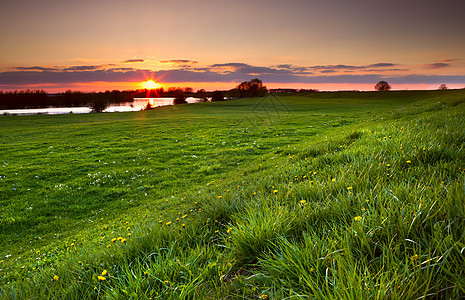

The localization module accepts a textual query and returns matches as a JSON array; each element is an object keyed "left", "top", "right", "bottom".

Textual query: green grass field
[{"left": 1, "top": 90, "right": 464, "bottom": 299}]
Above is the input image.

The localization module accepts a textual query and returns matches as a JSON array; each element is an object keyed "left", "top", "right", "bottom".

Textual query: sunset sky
[{"left": 1, "top": 0, "right": 465, "bottom": 92}]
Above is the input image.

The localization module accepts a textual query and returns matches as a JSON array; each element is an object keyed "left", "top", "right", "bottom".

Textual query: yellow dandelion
[
  {"left": 164, "top": 280, "right": 169, "bottom": 284},
  {"left": 121, "top": 238, "right": 126, "bottom": 243},
  {"left": 106, "top": 244, "right": 111, "bottom": 248},
  {"left": 111, "top": 238, "right": 117, "bottom": 242},
  {"left": 166, "top": 221, "right": 172, "bottom": 226},
  {"left": 218, "top": 195, "right": 222, "bottom": 199},
  {"left": 127, "top": 233, "right": 131, "bottom": 236},
  {"left": 411, "top": 254, "right": 418, "bottom": 261},
  {"left": 332, "top": 178, "right": 336, "bottom": 182},
  {"left": 98, "top": 276, "right": 106, "bottom": 281},
  {"left": 102, "top": 270, "right": 107, "bottom": 276},
  {"left": 354, "top": 216, "right": 362, "bottom": 221},
  {"left": 273, "top": 190, "right": 278, "bottom": 194},
  {"left": 406, "top": 160, "right": 411, "bottom": 164},
  {"left": 182, "top": 223, "right": 185, "bottom": 228},
  {"left": 182, "top": 214, "right": 187, "bottom": 218},
  {"left": 347, "top": 187, "right": 353, "bottom": 190},
  {"left": 158, "top": 220, "right": 163, "bottom": 224},
  {"left": 117, "top": 237, "right": 123, "bottom": 241},
  {"left": 261, "top": 294, "right": 268, "bottom": 299},
  {"left": 299, "top": 200, "right": 307, "bottom": 205},
  {"left": 386, "top": 164, "right": 391, "bottom": 167},
  {"left": 226, "top": 228, "right": 232, "bottom": 234},
  {"left": 53, "top": 275, "right": 59, "bottom": 281}
]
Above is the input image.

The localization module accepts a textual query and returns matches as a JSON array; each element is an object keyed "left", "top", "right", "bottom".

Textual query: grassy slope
[{"left": 0, "top": 90, "right": 464, "bottom": 299}]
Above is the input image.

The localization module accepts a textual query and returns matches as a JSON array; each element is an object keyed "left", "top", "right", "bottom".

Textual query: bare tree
[{"left": 438, "top": 84, "right": 448, "bottom": 90}]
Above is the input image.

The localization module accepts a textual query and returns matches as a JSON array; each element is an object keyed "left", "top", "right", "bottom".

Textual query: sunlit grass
[{"left": 1, "top": 89, "right": 464, "bottom": 298}]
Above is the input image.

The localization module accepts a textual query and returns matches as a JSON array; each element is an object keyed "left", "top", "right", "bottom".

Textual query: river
[{"left": 0, "top": 98, "right": 203, "bottom": 116}]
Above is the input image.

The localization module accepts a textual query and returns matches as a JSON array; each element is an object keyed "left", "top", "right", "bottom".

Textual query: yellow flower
[
  {"left": 218, "top": 195, "right": 222, "bottom": 199},
  {"left": 226, "top": 228, "right": 232, "bottom": 234},
  {"left": 347, "top": 187, "right": 353, "bottom": 190},
  {"left": 261, "top": 295, "right": 268, "bottom": 299},
  {"left": 158, "top": 220, "right": 163, "bottom": 224},
  {"left": 354, "top": 216, "right": 362, "bottom": 221},
  {"left": 406, "top": 160, "right": 411, "bottom": 164},
  {"left": 299, "top": 200, "right": 306, "bottom": 205},
  {"left": 117, "top": 237, "right": 123, "bottom": 241},
  {"left": 111, "top": 238, "right": 117, "bottom": 242},
  {"left": 53, "top": 275, "right": 59, "bottom": 281},
  {"left": 164, "top": 280, "right": 169, "bottom": 284},
  {"left": 182, "top": 214, "right": 187, "bottom": 218},
  {"left": 166, "top": 221, "right": 172, "bottom": 226},
  {"left": 332, "top": 178, "right": 336, "bottom": 182},
  {"left": 102, "top": 270, "right": 107, "bottom": 276},
  {"left": 273, "top": 190, "right": 278, "bottom": 194},
  {"left": 98, "top": 276, "right": 106, "bottom": 281},
  {"left": 106, "top": 244, "right": 111, "bottom": 248},
  {"left": 411, "top": 254, "right": 418, "bottom": 261}
]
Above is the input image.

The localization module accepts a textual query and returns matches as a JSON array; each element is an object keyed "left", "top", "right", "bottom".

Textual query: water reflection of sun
[{"left": 141, "top": 80, "right": 161, "bottom": 89}]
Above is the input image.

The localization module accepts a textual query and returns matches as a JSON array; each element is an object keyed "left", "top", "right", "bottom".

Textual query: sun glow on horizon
[{"left": 141, "top": 80, "right": 162, "bottom": 90}]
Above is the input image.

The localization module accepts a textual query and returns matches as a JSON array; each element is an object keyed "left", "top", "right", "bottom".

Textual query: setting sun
[{"left": 141, "top": 80, "right": 161, "bottom": 90}]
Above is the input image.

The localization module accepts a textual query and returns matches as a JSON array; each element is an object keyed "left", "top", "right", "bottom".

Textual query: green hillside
[{"left": 1, "top": 90, "right": 464, "bottom": 299}]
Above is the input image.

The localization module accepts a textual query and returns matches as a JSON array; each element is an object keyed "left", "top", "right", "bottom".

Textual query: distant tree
[
  {"left": 211, "top": 91, "right": 225, "bottom": 101},
  {"left": 375, "top": 81, "right": 391, "bottom": 91},
  {"left": 89, "top": 99, "right": 108, "bottom": 113},
  {"left": 183, "top": 87, "right": 194, "bottom": 94},
  {"left": 173, "top": 89, "right": 187, "bottom": 104},
  {"left": 225, "top": 88, "right": 240, "bottom": 99},
  {"left": 236, "top": 78, "right": 268, "bottom": 98},
  {"left": 438, "top": 84, "right": 448, "bottom": 90}
]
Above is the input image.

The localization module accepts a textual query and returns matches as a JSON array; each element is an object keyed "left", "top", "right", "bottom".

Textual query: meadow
[{"left": 0, "top": 90, "right": 464, "bottom": 299}]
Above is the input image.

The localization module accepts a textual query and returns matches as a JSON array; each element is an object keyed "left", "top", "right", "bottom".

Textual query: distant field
[{"left": 1, "top": 90, "right": 464, "bottom": 299}]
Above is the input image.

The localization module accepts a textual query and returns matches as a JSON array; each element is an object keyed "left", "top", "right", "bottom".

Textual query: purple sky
[{"left": 1, "top": 0, "right": 465, "bottom": 91}]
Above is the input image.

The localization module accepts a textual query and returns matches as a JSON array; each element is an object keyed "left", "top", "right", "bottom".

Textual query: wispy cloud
[
  {"left": 15, "top": 66, "right": 58, "bottom": 71},
  {"left": 424, "top": 62, "right": 450, "bottom": 69},
  {"left": 2, "top": 60, "right": 464, "bottom": 90},
  {"left": 309, "top": 63, "right": 400, "bottom": 72},
  {"left": 64, "top": 65, "right": 102, "bottom": 71},
  {"left": 160, "top": 60, "right": 198, "bottom": 64},
  {"left": 123, "top": 59, "right": 145, "bottom": 63}
]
